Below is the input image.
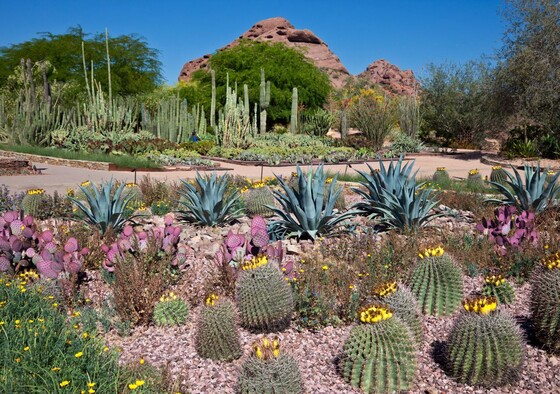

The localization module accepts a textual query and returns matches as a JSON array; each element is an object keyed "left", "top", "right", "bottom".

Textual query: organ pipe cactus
[{"left": 340, "top": 303, "right": 417, "bottom": 393}]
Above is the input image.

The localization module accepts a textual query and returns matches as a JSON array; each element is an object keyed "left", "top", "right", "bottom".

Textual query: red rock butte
[{"left": 178, "top": 17, "right": 418, "bottom": 94}]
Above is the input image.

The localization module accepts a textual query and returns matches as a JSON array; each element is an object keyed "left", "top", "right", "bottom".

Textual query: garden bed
[{"left": 482, "top": 153, "right": 560, "bottom": 171}]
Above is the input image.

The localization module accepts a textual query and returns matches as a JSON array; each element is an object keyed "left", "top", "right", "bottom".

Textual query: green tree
[
  {"left": 185, "top": 40, "right": 332, "bottom": 126},
  {"left": 0, "top": 26, "right": 162, "bottom": 97}
]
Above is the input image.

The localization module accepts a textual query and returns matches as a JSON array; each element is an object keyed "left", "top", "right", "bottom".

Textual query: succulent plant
[
  {"left": 326, "top": 178, "right": 346, "bottom": 211},
  {"left": 269, "top": 165, "right": 357, "bottom": 240},
  {"left": 238, "top": 336, "right": 303, "bottom": 394},
  {"left": 153, "top": 290, "right": 189, "bottom": 327},
  {"left": 531, "top": 253, "right": 560, "bottom": 353},
  {"left": 482, "top": 274, "right": 515, "bottom": 304},
  {"left": 371, "top": 281, "right": 423, "bottom": 344},
  {"left": 444, "top": 296, "right": 525, "bottom": 387},
  {"left": 0, "top": 211, "right": 37, "bottom": 274},
  {"left": 177, "top": 172, "right": 242, "bottom": 227},
  {"left": 244, "top": 185, "right": 276, "bottom": 217},
  {"left": 340, "top": 303, "right": 417, "bottom": 393},
  {"left": 546, "top": 170, "right": 558, "bottom": 186},
  {"left": 235, "top": 256, "right": 293, "bottom": 332},
  {"left": 195, "top": 294, "right": 242, "bottom": 361},
  {"left": 21, "top": 188, "right": 47, "bottom": 218},
  {"left": 476, "top": 206, "right": 538, "bottom": 256},
  {"left": 486, "top": 162, "right": 560, "bottom": 214},
  {"left": 408, "top": 246, "right": 463, "bottom": 316},
  {"left": 467, "top": 168, "right": 483, "bottom": 187},
  {"left": 432, "top": 167, "right": 450, "bottom": 183},
  {"left": 490, "top": 166, "right": 509, "bottom": 186}
]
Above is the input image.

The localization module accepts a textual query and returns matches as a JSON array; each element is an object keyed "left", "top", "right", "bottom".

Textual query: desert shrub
[
  {"left": 179, "top": 140, "right": 215, "bottom": 155},
  {"left": 301, "top": 108, "right": 336, "bottom": 136},
  {"left": 0, "top": 185, "right": 24, "bottom": 213},
  {"left": 385, "top": 132, "right": 424, "bottom": 157}
]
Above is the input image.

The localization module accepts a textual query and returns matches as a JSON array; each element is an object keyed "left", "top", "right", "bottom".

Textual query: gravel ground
[{"left": 103, "top": 275, "right": 560, "bottom": 394}]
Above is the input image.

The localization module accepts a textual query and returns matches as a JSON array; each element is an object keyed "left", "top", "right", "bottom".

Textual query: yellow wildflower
[{"left": 59, "top": 380, "right": 70, "bottom": 387}]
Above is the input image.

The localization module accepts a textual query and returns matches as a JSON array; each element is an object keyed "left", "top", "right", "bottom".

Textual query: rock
[
  {"left": 484, "top": 138, "right": 501, "bottom": 152},
  {"left": 358, "top": 59, "right": 419, "bottom": 96}
]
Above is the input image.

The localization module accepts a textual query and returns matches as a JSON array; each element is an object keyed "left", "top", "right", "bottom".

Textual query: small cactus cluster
[
  {"left": 33, "top": 233, "right": 87, "bottom": 280},
  {"left": 482, "top": 274, "right": 515, "bottom": 304},
  {"left": 153, "top": 290, "right": 189, "bottom": 327},
  {"left": 195, "top": 294, "right": 241, "bottom": 361},
  {"left": 433, "top": 167, "right": 450, "bottom": 183},
  {"left": 21, "top": 188, "right": 47, "bottom": 217},
  {"left": 467, "top": 168, "right": 482, "bottom": 187},
  {"left": 530, "top": 253, "right": 560, "bottom": 353},
  {"left": 243, "top": 181, "right": 276, "bottom": 218},
  {"left": 238, "top": 336, "right": 303, "bottom": 394},
  {"left": 372, "top": 281, "right": 423, "bottom": 343},
  {"left": 408, "top": 247, "right": 464, "bottom": 316},
  {"left": 236, "top": 254, "right": 294, "bottom": 332},
  {"left": 101, "top": 214, "right": 191, "bottom": 271},
  {"left": 340, "top": 303, "right": 417, "bottom": 393},
  {"left": 0, "top": 211, "right": 37, "bottom": 274},
  {"left": 490, "top": 165, "right": 509, "bottom": 186},
  {"left": 444, "top": 296, "right": 525, "bottom": 387}
]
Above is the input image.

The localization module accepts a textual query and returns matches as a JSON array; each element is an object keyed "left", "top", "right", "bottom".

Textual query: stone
[{"left": 358, "top": 59, "right": 419, "bottom": 96}]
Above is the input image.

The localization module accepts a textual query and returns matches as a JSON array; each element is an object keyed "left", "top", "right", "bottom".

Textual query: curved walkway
[{"left": 0, "top": 152, "right": 495, "bottom": 194}]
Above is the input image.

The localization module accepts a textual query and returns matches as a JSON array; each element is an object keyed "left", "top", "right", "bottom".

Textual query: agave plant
[
  {"left": 268, "top": 165, "right": 356, "bottom": 240},
  {"left": 351, "top": 156, "right": 442, "bottom": 232},
  {"left": 70, "top": 179, "right": 135, "bottom": 235},
  {"left": 177, "top": 172, "right": 242, "bottom": 226},
  {"left": 486, "top": 163, "right": 560, "bottom": 214}
]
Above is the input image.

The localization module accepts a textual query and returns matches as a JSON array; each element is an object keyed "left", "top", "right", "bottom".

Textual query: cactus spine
[
  {"left": 195, "top": 295, "right": 242, "bottom": 361},
  {"left": 530, "top": 253, "right": 560, "bottom": 353},
  {"left": 152, "top": 291, "right": 189, "bottom": 327},
  {"left": 408, "top": 247, "right": 463, "bottom": 316},
  {"left": 259, "top": 69, "right": 270, "bottom": 134},
  {"left": 432, "top": 167, "right": 450, "bottom": 183},
  {"left": 238, "top": 336, "right": 303, "bottom": 394},
  {"left": 235, "top": 256, "right": 293, "bottom": 332},
  {"left": 482, "top": 274, "right": 515, "bottom": 305},
  {"left": 445, "top": 296, "right": 525, "bottom": 387},
  {"left": 22, "top": 188, "right": 47, "bottom": 218},
  {"left": 490, "top": 166, "right": 509, "bottom": 186},
  {"left": 290, "top": 87, "right": 298, "bottom": 134},
  {"left": 340, "top": 304, "right": 417, "bottom": 393},
  {"left": 244, "top": 185, "right": 276, "bottom": 218}
]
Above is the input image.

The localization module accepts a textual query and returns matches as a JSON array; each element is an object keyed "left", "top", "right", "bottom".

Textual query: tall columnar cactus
[
  {"left": 210, "top": 69, "right": 216, "bottom": 128},
  {"left": 445, "top": 296, "right": 525, "bottom": 387},
  {"left": 372, "top": 282, "right": 423, "bottom": 344},
  {"left": 259, "top": 69, "right": 271, "bottom": 134},
  {"left": 195, "top": 294, "right": 242, "bottom": 361},
  {"left": 244, "top": 184, "right": 276, "bottom": 218},
  {"left": 22, "top": 188, "right": 47, "bottom": 218},
  {"left": 490, "top": 166, "right": 509, "bottom": 186},
  {"left": 432, "top": 167, "right": 450, "bottom": 183},
  {"left": 340, "top": 304, "right": 417, "bottom": 394},
  {"left": 235, "top": 255, "right": 293, "bottom": 332},
  {"left": 153, "top": 290, "right": 189, "bottom": 327},
  {"left": 238, "top": 336, "right": 303, "bottom": 394},
  {"left": 531, "top": 253, "right": 560, "bottom": 354},
  {"left": 408, "top": 246, "right": 463, "bottom": 316},
  {"left": 482, "top": 274, "right": 515, "bottom": 305},
  {"left": 467, "top": 168, "right": 483, "bottom": 187},
  {"left": 290, "top": 87, "right": 298, "bottom": 134}
]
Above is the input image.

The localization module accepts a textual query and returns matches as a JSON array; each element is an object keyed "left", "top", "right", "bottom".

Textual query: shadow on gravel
[
  {"left": 454, "top": 151, "right": 483, "bottom": 161},
  {"left": 430, "top": 340, "right": 447, "bottom": 370},
  {"left": 516, "top": 315, "right": 541, "bottom": 347}
]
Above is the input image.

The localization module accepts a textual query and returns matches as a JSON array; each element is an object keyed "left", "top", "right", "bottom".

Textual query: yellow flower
[
  {"left": 23, "top": 346, "right": 30, "bottom": 351},
  {"left": 51, "top": 367, "right": 60, "bottom": 372},
  {"left": 322, "top": 265, "right": 328, "bottom": 271},
  {"left": 15, "top": 357, "right": 21, "bottom": 363},
  {"left": 468, "top": 168, "right": 479, "bottom": 176},
  {"left": 128, "top": 383, "right": 138, "bottom": 390},
  {"left": 463, "top": 296, "right": 497, "bottom": 315},
  {"left": 359, "top": 304, "right": 393, "bottom": 324},
  {"left": 135, "top": 380, "right": 145, "bottom": 387},
  {"left": 88, "top": 382, "right": 96, "bottom": 388},
  {"left": 103, "top": 347, "right": 109, "bottom": 352},
  {"left": 59, "top": 380, "right": 70, "bottom": 387},
  {"left": 241, "top": 254, "right": 268, "bottom": 271},
  {"left": 139, "top": 358, "right": 145, "bottom": 365},
  {"left": 373, "top": 281, "right": 397, "bottom": 297},
  {"left": 74, "top": 351, "right": 83, "bottom": 358},
  {"left": 205, "top": 294, "right": 219, "bottom": 307}
]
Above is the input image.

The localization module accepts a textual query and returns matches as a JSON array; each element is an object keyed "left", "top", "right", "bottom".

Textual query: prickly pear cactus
[
  {"left": 153, "top": 291, "right": 189, "bottom": 327},
  {"left": 482, "top": 274, "right": 515, "bottom": 305},
  {"left": 235, "top": 256, "right": 294, "bottom": 332},
  {"left": 195, "top": 294, "right": 241, "bottom": 361},
  {"left": 372, "top": 281, "right": 423, "bottom": 343},
  {"left": 433, "top": 167, "right": 450, "bottom": 183},
  {"left": 445, "top": 296, "right": 525, "bottom": 387},
  {"left": 490, "top": 166, "right": 509, "bottom": 186},
  {"left": 22, "top": 189, "right": 47, "bottom": 218},
  {"left": 531, "top": 253, "right": 560, "bottom": 354},
  {"left": 244, "top": 186, "right": 276, "bottom": 218},
  {"left": 467, "top": 169, "right": 483, "bottom": 187},
  {"left": 408, "top": 246, "right": 463, "bottom": 316},
  {"left": 340, "top": 304, "right": 417, "bottom": 394},
  {"left": 238, "top": 336, "right": 303, "bottom": 394}
]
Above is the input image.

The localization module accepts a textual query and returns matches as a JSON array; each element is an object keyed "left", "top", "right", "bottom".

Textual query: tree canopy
[{"left": 0, "top": 26, "right": 162, "bottom": 97}]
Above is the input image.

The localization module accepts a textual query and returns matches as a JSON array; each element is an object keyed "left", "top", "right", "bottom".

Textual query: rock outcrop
[
  {"left": 357, "top": 59, "right": 419, "bottom": 95},
  {"left": 179, "top": 17, "right": 350, "bottom": 88}
]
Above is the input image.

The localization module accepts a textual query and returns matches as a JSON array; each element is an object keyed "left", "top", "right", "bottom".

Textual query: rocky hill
[{"left": 178, "top": 17, "right": 418, "bottom": 93}]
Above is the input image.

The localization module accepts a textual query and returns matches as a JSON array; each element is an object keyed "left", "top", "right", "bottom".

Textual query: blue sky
[{"left": 1, "top": 0, "right": 506, "bottom": 83}]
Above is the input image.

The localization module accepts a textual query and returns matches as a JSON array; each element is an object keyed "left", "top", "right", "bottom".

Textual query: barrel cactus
[
  {"left": 482, "top": 274, "right": 515, "bottom": 305},
  {"left": 244, "top": 184, "right": 276, "bottom": 217},
  {"left": 238, "top": 336, "right": 303, "bottom": 394},
  {"left": 433, "top": 167, "right": 450, "bottom": 183},
  {"left": 22, "top": 188, "right": 47, "bottom": 218},
  {"left": 467, "top": 168, "right": 483, "bottom": 187},
  {"left": 445, "top": 296, "right": 525, "bottom": 387},
  {"left": 408, "top": 246, "right": 463, "bottom": 316},
  {"left": 235, "top": 255, "right": 294, "bottom": 332},
  {"left": 153, "top": 291, "right": 189, "bottom": 327},
  {"left": 195, "top": 294, "right": 241, "bottom": 361},
  {"left": 340, "top": 304, "right": 417, "bottom": 394},
  {"left": 372, "top": 281, "right": 423, "bottom": 343},
  {"left": 531, "top": 253, "right": 560, "bottom": 353},
  {"left": 490, "top": 166, "right": 508, "bottom": 186}
]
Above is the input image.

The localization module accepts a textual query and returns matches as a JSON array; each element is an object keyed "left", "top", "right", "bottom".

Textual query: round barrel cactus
[
  {"left": 467, "top": 168, "right": 483, "bottom": 187},
  {"left": 445, "top": 296, "right": 525, "bottom": 387},
  {"left": 153, "top": 291, "right": 189, "bottom": 327},
  {"left": 482, "top": 274, "right": 515, "bottom": 305},
  {"left": 195, "top": 294, "right": 241, "bottom": 361},
  {"left": 22, "top": 188, "right": 47, "bottom": 218},
  {"left": 531, "top": 253, "right": 560, "bottom": 354},
  {"left": 238, "top": 336, "right": 303, "bottom": 394},
  {"left": 340, "top": 304, "right": 417, "bottom": 393},
  {"left": 490, "top": 165, "right": 509, "bottom": 186},
  {"left": 408, "top": 247, "right": 463, "bottom": 316},
  {"left": 244, "top": 185, "right": 276, "bottom": 217},
  {"left": 372, "top": 281, "right": 423, "bottom": 344},
  {"left": 433, "top": 167, "right": 450, "bottom": 183}
]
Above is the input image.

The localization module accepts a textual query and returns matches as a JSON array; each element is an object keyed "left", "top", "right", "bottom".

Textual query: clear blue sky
[{"left": 0, "top": 0, "right": 506, "bottom": 83}]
